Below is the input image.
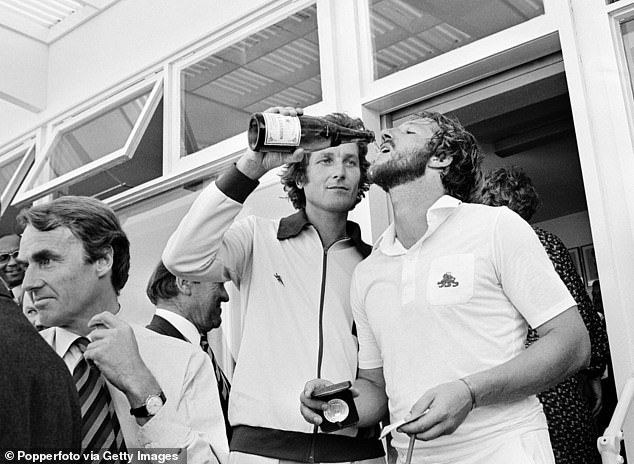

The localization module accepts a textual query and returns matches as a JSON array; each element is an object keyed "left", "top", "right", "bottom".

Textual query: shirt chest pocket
[{"left": 426, "top": 254, "right": 474, "bottom": 305}]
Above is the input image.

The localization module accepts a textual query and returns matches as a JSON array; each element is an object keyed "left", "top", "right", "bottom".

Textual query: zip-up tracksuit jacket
[{"left": 162, "top": 165, "right": 384, "bottom": 462}]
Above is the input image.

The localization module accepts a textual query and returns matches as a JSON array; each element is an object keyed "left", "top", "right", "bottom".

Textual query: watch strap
[{"left": 130, "top": 392, "right": 166, "bottom": 417}]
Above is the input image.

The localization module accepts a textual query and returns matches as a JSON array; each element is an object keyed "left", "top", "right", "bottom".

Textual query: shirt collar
[
  {"left": 11, "top": 285, "right": 23, "bottom": 303},
  {"left": 50, "top": 307, "right": 126, "bottom": 357},
  {"left": 277, "top": 209, "right": 372, "bottom": 258},
  {"left": 427, "top": 195, "right": 462, "bottom": 227},
  {"left": 155, "top": 308, "right": 200, "bottom": 344},
  {"left": 53, "top": 327, "right": 85, "bottom": 358},
  {"left": 375, "top": 195, "right": 462, "bottom": 255}
]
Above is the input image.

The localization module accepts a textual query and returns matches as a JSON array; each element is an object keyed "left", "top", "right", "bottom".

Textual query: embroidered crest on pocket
[
  {"left": 427, "top": 254, "right": 474, "bottom": 305},
  {"left": 437, "top": 272, "right": 459, "bottom": 288}
]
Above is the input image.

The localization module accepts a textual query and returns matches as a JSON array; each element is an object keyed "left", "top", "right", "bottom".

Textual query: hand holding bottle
[
  {"left": 237, "top": 106, "right": 306, "bottom": 180},
  {"left": 248, "top": 108, "right": 374, "bottom": 154}
]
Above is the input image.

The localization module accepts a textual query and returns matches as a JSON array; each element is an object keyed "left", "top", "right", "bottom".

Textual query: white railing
[{"left": 598, "top": 378, "right": 634, "bottom": 464}]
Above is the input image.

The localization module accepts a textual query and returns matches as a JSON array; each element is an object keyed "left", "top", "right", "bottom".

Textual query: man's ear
[
  {"left": 175, "top": 277, "right": 193, "bottom": 295},
  {"left": 94, "top": 246, "right": 114, "bottom": 278},
  {"left": 428, "top": 154, "right": 453, "bottom": 170}
]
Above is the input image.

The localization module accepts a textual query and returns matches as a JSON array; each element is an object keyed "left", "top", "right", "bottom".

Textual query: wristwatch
[{"left": 130, "top": 392, "right": 166, "bottom": 418}]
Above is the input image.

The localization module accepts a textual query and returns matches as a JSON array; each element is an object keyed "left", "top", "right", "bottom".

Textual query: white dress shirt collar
[
  {"left": 52, "top": 327, "right": 83, "bottom": 358},
  {"left": 48, "top": 306, "right": 125, "bottom": 363}
]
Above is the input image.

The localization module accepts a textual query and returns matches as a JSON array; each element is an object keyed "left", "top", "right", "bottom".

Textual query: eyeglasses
[{"left": 0, "top": 250, "right": 19, "bottom": 263}]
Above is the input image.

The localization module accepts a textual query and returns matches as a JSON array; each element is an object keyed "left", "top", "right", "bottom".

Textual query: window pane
[
  {"left": 0, "top": 144, "right": 34, "bottom": 223},
  {"left": 50, "top": 98, "right": 164, "bottom": 201},
  {"left": 31, "top": 90, "right": 150, "bottom": 189},
  {"left": 180, "top": 4, "right": 321, "bottom": 156},
  {"left": 370, "top": 0, "right": 545, "bottom": 80},
  {"left": 0, "top": 156, "right": 24, "bottom": 194}
]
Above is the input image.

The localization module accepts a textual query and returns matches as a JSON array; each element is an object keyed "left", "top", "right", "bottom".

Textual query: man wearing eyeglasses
[{"left": 0, "top": 234, "right": 25, "bottom": 304}]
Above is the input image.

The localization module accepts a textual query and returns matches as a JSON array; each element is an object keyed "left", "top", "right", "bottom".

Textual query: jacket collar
[
  {"left": 0, "top": 278, "right": 11, "bottom": 299},
  {"left": 277, "top": 210, "right": 372, "bottom": 258},
  {"left": 153, "top": 309, "right": 198, "bottom": 344},
  {"left": 277, "top": 210, "right": 310, "bottom": 240}
]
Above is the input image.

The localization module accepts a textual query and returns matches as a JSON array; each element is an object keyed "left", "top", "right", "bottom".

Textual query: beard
[{"left": 369, "top": 145, "right": 430, "bottom": 191}]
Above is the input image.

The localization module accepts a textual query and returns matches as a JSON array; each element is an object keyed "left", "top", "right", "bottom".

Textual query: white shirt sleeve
[
  {"left": 493, "top": 207, "right": 576, "bottom": 328},
  {"left": 351, "top": 267, "right": 383, "bottom": 370}
]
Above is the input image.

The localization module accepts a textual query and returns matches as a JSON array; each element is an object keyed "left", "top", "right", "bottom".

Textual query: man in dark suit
[
  {"left": 0, "top": 280, "right": 81, "bottom": 453},
  {"left": 146, "top": 261, "right": 232, "bottom": 440},
  {"left": 0, "top": 233, "right": 26, "bottom": 304}
]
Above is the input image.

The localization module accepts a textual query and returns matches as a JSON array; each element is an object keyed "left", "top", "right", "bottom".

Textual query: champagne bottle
[{"left": 248, "top": 112, "right": 375, "bottom": 153}]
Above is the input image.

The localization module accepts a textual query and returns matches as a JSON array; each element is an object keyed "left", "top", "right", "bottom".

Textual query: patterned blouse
[{"left": 527, "top": 227, "right": 608, "bottom": 464}]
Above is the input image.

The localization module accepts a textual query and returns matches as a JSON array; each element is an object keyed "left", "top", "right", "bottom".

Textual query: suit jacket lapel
[{"left": 145, "top": 315, "right": 188, "bottom": 342}]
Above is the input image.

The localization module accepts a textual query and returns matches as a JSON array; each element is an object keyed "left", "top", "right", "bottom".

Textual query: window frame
[
  {"left": 0, "top": 138, "right": 36, "bottom": 216},
  {"left": 608, "top": 2, "right": 634, "bottom": 137},
  {"left": 13, "top": 76, "right": 164, "bottom": 206},
  {"left": 166, "top": 0, "right": 332, "bottom": 175},
  {"left": 359, "top": 2, "right": 557, "bottom": 109}
]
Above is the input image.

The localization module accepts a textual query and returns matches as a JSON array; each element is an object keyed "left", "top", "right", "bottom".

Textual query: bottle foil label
[{"left": 263, "top": 113, "right": 301, "bottom": 146}]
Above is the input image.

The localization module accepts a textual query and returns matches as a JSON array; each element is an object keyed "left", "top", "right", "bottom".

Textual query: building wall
[
  {"left": 0, "top": 27, "right": 47, "bottom": 113},
  {"left": 0, "top": 0, "right": 271, "bottom": 147}
]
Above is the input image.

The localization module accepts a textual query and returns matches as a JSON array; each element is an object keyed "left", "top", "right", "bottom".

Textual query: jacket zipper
[
  {"left": 317, "top": 249, "right": 328, "bottom": 378},
  {"left": 308, "top": 249, "right": 329, "bottom": 463}
]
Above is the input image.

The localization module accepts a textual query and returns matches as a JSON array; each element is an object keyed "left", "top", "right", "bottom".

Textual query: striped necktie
[
  {"left": 200, "top": 333, "right": 232, "bottom": 441},
  {"left": 72, "top": 337, "right": 127, "bottom": 462}
]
